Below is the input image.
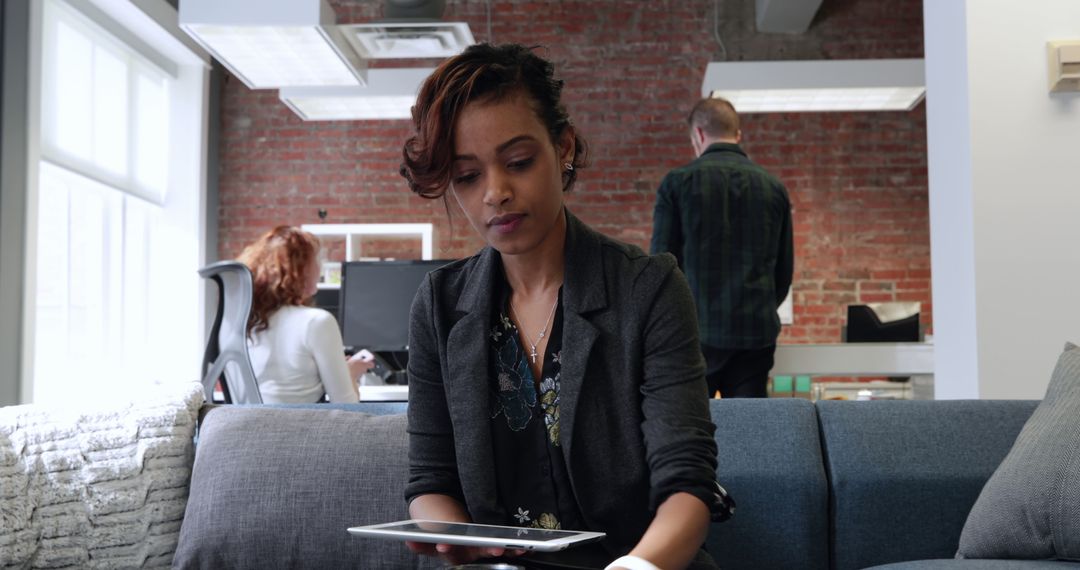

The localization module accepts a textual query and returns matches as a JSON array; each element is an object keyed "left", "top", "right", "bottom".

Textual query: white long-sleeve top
[{"left": 247, "top": 305, "right": 358, "bottom": 403}]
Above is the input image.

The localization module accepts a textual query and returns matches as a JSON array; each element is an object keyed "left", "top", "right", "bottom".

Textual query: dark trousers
[{"left": 701, "top": 344, "right": 776, "bottom": 398}]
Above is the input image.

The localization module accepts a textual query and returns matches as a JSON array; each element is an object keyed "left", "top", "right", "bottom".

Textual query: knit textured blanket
[{"left": 0, "top": 383, "right": 203, "bottom": 568}]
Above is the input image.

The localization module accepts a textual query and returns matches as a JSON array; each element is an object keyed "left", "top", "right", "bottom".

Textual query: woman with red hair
[{"left": 237, "top": 226, "right": 373, "bottom": 403}]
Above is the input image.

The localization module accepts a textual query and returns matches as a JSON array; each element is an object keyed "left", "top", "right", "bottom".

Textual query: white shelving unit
[
  {"left": 300, "top": 223, "right": 435, "bottom": 401},
  {"left": 770, "top": 342, "right": 935, "bottom": 400},
  {"left": 302, "top": 223, "right": 434, "bottom": 261},
  {"left": 301, "top": 223, "right": 435, "bottom": 288}
]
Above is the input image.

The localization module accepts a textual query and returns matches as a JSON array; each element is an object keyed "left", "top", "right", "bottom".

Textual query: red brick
[
  {"left": 859, "top": 281, "right": 896, "bottom": 292},
  {"left": 871, "top": 270, "right": 907, "bottom": 280},
  {"left": 216, "top": 0, "right": 929, "bottom": 344},
  {"left": 896, "top": 279, "right": 931, "bottom": 291}
]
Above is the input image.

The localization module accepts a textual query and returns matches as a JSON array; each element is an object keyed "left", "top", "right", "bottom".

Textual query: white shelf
[
  {"left": 302, "top": 223, "right": 435, "bottom": 289},
  {"left": 302, "top": 223, "right": 434, "bottom": 261},
  {"left": 771, "top": 342, "right": 934, "bottom": 377}
]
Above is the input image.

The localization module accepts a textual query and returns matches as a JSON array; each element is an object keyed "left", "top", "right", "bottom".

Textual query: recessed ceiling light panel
[
  {"left": 180, "top": 0, "right": 365, "bottom": 89},
  {"left": 702, "top": 59, "right": 926, "bottom": 113},
  {"left": 281, "top": 67, "right": 435, "bottom": 121}
]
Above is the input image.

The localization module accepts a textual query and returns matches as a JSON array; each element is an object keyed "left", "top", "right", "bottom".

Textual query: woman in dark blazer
[{"left": 399, "top": 44, "right": 731, "bottom": 570}]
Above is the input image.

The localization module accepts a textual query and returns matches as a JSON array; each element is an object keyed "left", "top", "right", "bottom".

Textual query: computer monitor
[
  {"left": 312, "top": 287, "right": 339, "bottom": 321},
  {"left": 846, "top": 303, "right": 921, "bottom": 343},
  {"left": 339, "top": 260, "right": 452, "bottom": 353}
]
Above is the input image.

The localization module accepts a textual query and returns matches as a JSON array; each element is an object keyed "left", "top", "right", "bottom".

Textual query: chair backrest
[{"left": 200, "top": 261, "right": 262, "bottom": 404}]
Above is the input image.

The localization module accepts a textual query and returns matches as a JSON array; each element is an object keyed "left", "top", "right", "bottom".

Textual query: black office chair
[
  {"left": 845, "top": 303, "right": 922, "bottom": 343},
  {"left": 199, "top": 260, "right": 263, "bottom": 404}
]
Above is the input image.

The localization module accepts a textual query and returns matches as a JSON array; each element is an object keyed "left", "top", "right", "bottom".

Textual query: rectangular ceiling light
[
  {"left": 179, "top": 0, "right": 365, "bottom": 89},
  {"left": 337, "top": 22, "right": 474, "bottom": 60},
  {"left": 702, "top": 59, "right": 926, "bottom": 113},
  {"left": 280, "top": 67, "right": 435, "bottom": 121}
]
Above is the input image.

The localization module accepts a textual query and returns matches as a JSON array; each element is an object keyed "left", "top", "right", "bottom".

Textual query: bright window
[{"left": 32, "top": 0, "right": 206, "bottom": 405}]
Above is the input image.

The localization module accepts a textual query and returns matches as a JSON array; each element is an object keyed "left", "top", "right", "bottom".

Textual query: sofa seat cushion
[
  {"left": 868, "top": 561, "right": 1080, "bottom": 569},
  {"left": 173, "top": 406, "right": 432, "bottom": 569},
  {"left": 957, "top": 342, "right": 1080, "bottom": 561}
]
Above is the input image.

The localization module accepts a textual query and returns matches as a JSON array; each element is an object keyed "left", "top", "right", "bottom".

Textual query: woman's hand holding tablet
[{"left": 405, "top": 540, "right": 521, "bottom": 566}]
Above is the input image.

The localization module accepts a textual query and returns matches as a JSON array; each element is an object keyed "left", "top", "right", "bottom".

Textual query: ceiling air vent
[{"left": 337, "top": 21, "right": 474, "bottom": 59}]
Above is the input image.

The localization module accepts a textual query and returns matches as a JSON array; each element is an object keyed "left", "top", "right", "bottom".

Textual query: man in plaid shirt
[{"left": 650, "top": 97, "right": 794, "bottom": 398}]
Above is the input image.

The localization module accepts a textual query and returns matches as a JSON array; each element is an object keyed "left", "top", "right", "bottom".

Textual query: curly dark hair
[{"left": 400, "top": 43, "right": 588, "bottom": 199}]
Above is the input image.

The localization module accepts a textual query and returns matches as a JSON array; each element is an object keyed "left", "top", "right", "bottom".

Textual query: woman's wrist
[{"left": 605, "top": 554, "right": 661, "bottom": 570}]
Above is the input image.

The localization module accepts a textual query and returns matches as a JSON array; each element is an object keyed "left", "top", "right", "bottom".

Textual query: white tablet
[{"left": 347, "top": 519, "right": 606, "bottom": 552}]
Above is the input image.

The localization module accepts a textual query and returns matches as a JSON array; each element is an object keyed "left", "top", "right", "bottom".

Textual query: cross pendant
[{"left": 530, "top": 347, "right": 538, "bottom": 364}]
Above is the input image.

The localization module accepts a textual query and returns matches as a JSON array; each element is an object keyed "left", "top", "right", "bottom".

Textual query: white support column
[
  {"left": 924, "top": 0, "right": 1080, "bottom": 399},
  {"left": 923, "top": 0, "right": 980, "bottom": 399}
]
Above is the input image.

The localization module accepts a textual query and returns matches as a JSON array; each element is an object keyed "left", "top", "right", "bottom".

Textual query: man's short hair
[{"left": 687, "top": 97, "right": 740, "bottom": 139}]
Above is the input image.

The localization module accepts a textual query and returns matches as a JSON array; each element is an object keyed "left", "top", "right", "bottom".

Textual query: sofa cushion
[
  {"left": 817, "top": 399, "right": 1038, "bottom": 570},
  {"left": 957, "top": 342, "right": 1080, "bottom": 561},
  {"left": 708, "top": 398, "right": 829, "bottom": 570},
  {"left": 173, "top": 406, "right": 434, "bottom": 570}
]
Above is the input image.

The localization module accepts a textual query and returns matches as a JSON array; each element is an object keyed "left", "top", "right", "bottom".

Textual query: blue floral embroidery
[
  {"left": 490, "top": 311, "right": 562, "bottom": 443},
  {"left": 491, "top": 318, "right": 536, "bottom": 431},
  {"left": 490, "top": 299, "right": 570, "bottom": 531}
]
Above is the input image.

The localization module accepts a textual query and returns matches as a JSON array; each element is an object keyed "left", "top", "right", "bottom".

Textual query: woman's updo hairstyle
[{"left": 400, "top": 43, "right": 588, "bottom": 199}]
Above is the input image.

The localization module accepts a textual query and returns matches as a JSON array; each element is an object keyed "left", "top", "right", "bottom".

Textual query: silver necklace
[{"left": 510, "top": 295, "right": 559, "bottom": 364}]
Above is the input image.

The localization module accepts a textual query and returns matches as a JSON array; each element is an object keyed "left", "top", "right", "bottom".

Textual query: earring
[{"left": 564, "top": 162, "right": 574, "bottom": 171}]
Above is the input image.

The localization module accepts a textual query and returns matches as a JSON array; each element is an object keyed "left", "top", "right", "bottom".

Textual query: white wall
[{"left": 926, "top": 0, "right": 1080, "bottom": 399}]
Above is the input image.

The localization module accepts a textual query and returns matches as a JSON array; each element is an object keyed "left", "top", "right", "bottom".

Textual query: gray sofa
[{"left": 171, "top": 398, "right": 1080, "bottom": 569}]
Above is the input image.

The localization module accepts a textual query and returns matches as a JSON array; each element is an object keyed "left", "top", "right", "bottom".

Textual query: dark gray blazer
[{"left": 405, "top": 210, "right": 718, "bottom": 555}]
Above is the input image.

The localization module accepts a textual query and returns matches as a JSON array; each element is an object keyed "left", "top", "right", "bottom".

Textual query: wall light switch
[{"left": 1048, "top": 40, "right": 1080, "bottom": 92}]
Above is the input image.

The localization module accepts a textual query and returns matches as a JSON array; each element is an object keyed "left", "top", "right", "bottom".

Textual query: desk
[
  {"left": 771, "top": 343, "right": 934, "bottom": 376},
  {"left": 770, "top": 343, "right": 934, "bottom": 400},
  {"left": 358, "top": 385, "right": 409, "bottom": 402},
  {"left": 355, "top": 344, "right": 935, "bottom": 401}
]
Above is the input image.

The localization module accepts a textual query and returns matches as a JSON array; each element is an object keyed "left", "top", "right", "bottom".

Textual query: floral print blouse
[{"left": 489, "top": 282, "right": 584, "bottom": 532}]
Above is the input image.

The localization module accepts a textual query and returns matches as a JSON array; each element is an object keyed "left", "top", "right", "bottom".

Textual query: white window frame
[
  {"left": 39, "top": 0, "right": 174, "bottom": 204},
  {"left": 22, "top": 0, "right": 211, "bottom": 404}
]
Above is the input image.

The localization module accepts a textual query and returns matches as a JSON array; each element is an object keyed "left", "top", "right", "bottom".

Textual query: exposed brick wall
[
  {"left": 217, "top": 0, "right": 929, "bottom": 344},
  {"left": 750, "top": 109, "right": 931, "bottom": 342}
]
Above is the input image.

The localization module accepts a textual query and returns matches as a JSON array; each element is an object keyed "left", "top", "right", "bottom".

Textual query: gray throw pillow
[
  {"left": 956, "top": 342, "right": 1080, "bottom": 561},
  {"left": 173, "top": 407, "right": 430, "bottom": 569}
]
